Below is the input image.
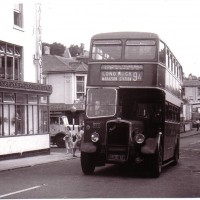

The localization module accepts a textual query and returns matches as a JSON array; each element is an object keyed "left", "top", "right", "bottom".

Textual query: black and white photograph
[{"left": 0, "top": 0, "right": 200, "bottom": 198}]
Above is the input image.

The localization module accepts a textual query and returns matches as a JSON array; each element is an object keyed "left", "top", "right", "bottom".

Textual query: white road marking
[{"left": 0, "top": 185, "right": 41, "bottom": 198}]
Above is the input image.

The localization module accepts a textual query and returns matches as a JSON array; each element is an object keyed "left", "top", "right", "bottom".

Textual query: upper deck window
[
  {"left": 125, "top": 40, "right": 156, "bottom": 60},
  {"left": 91, "top": 40, "right": 122, "bottom": 60},
  {"left": 159, "top": 41, "right": 165, "bottom": 64}
]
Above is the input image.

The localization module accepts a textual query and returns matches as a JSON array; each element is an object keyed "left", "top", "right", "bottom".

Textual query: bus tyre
[
  {"left": 149, "top": 145, "right": 162, "bottom": 178},
  {"left": 81, "top": 152, "right": 95, "bottom": 175},
  {"left": 55, "top": 135, "right": 65, "bottom": 148}
]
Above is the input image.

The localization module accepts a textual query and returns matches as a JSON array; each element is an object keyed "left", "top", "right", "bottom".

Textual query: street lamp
[{"left": 70, "top": 105, "right": 77, "bottom": 132}]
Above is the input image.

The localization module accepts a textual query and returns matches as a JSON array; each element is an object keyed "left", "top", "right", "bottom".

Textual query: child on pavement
[
  {"left": 71, "top": 126, "right": 84, "bottom": 157},
  {"left": 196, "top": 119, "right": 200, "bottom": 131},
  {"left": 63, "top": 126, "right": 72, "bottom": 154}
]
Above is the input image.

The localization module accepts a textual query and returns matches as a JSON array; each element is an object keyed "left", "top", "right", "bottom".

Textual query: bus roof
[{"left": 91, "top": 32, "right": 160, "bottom": 40}]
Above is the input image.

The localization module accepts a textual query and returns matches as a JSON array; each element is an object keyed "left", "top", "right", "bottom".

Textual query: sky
[{"left": 40, "top": 0, "right": 200, "bottom": 77}]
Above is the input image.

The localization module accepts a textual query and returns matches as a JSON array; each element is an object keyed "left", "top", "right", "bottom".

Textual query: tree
[
  {"left": 69, "top": 44, "right": 83, "bottom": 57},
  {"left": 42, "top": 42, "right": 65, "bottom": 56},
  {"left": 42, "top": 42, "right": 84, "bottom": 57},
  {"left": 50, "top": 42, "right": 65, "bottom": 56}
]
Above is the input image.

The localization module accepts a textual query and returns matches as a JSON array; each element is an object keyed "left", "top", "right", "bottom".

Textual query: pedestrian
[
  {"left": 71, "top": 126, "right": 84, "bottom": 157},
  {"left": 77, "top": 125, "right": 84, "bottom": 151},
  {"left": 63, "top": 126, "right": 72, "bottom": 154},
  {"left": 196, "top": 119, "right": 200, "bottom": 131}
]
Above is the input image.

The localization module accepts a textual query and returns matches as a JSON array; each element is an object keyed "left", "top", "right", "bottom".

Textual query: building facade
[
  {"left": 42, "top": 52, "right": 88, "bottom": 125},
  {"left": 0, "top": 3, "right": 52, "bottom": 160},
  {"left": 183, "top": 78, "right": 200, "bottom": 121}
]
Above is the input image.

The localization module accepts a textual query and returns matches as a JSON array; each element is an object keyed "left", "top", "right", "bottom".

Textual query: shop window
[
  {"left": 29, "top": 95, "right": 38, "bottom": 104},
  {"left": 16, "top": 105, "right": 26, "bottom": 135},
  {"left": 16, "top": 94, "right": 27, "bottom": 104},
  {"left": 0, "top": 92, "right": 49, "bottom": 136},
  {"left": 4, "top": 93, "right": 15, "bottom": 103},
  {"left": 10, "top": 105, "right": 15, "bottom": 135},
  {"left": 39, "top": 95, "right": 48, "bottom": 104},
  {"left": 3, "top": 105, "right": 9, "bottom": 136},
  {"left": 39, "top": 106, "right": 48, "bottom": 133},
  {"left": 28, "top": 105, "right": 38, "bottom": 134}
]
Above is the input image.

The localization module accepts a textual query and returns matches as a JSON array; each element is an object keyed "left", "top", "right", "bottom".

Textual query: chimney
[{"left": 44, "top": 46, "right": 50, "bottom": 55}]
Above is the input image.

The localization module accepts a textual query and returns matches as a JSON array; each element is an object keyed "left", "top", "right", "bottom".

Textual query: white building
[
  {"left": 183, "top": 78, "right": 200, "bottom": 121},
  {"left": 0, "top": 2, "right": 52, "bottom": 159},
  {"left": 42, "top": 51, "right": 88, "bottom": 125}
]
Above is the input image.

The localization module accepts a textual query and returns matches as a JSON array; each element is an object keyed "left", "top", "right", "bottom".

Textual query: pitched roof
[
  {"left": 183, "top": 79, "right": 200, "bottom": 87},
  {"left": 42, "top": 55, "right": 88, "bottom": 74}
]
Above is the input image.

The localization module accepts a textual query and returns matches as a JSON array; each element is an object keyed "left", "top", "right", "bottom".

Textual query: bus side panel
[{"left": 163, "top": 122, "right": 179, "bottom": 161}]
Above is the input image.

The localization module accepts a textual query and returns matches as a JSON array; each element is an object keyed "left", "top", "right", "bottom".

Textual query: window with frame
[
  {"left": 0, "top": 93, "right": 49, "bottom": 136},
  {"left": 125, "top": 40, "right": 156, "bottom": 60},
  {"left": 0, "top": 42, "right": 22, "bottom": 81},
  {"left": 198, "top": 87, "right": 200, "bottom": 96},
  {"left": 92, "top": 40, "right": 122, "bottom": 60},
  {"left": 14, "top": 4, "right": 23, "bottom": 28},
  {"left": 159, "top": 41, "right": 165, "bottom": 64},
  {"left": 166, "top": 49, "right": 169, "bottom": 69},
  {"left": 76, "top": 76, "right": 86, "bottom": 100}
]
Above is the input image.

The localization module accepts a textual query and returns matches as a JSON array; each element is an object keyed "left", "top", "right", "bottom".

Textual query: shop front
[{"left": 0, "top": 79, "right": 52, "bottom": 160}]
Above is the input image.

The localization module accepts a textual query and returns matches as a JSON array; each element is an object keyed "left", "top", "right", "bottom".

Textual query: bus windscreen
[{"left": 86, "top": 88, "right": 117, "bottom": 118}]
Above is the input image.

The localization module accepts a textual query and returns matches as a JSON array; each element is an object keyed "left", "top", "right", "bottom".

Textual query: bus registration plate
[
  {"left": 108, "top": 154, "right": 126, "bottom": 161},
  {"left": 101, "top": 71, "right": 143, "bottom": 81}
]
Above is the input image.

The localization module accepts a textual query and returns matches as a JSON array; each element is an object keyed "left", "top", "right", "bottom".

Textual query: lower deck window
[{"left": 0, "top": 92, "right": 49, "bottom": 136}]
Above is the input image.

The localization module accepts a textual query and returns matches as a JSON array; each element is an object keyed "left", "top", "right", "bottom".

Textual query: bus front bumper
[{"left": 81, "top": 142, "right": 97, "bottom": 153}]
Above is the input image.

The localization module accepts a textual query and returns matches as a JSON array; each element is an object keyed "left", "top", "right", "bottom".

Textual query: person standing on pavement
[
  {"left": 71, "top": 126, "right": 84, "bottom": 157},
  {"left": 63, "top": 126, "right": 72, "bottom": 154},
  {"left": 196, "top": 119, "right": 200, "bottom": 131}
]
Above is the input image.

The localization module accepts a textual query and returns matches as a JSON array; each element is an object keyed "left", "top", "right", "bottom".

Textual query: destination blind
[
  {"left": 101, "top": 71, "right": 143, "bottom": 81},
  {"left": 100, "top": 64, "right": 143, "bottom": 82}
]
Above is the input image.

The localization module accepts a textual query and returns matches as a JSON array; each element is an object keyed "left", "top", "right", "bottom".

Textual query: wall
[
  {"left": 48, "top": 73, "right": 74, "bottom": 104},
  {"left": 0, "top": 2, "right": 38, "bottom": 83},
  {"left": 0, "top": 134, "right": 49, "bottom": 155}
]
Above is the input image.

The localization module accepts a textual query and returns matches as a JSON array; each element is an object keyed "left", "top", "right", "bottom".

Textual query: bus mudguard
[
  {"left": 141, "top": 132, "right": 162, "bottom": 154},
  {"left": 81, "top": 142, "right": 97, "bottom": 153},
  {"left": 141, "top": 138, "right": 158, "bottom": 154}
]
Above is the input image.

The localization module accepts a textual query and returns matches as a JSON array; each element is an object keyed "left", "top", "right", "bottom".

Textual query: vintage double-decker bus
[{"left": 80, "top": 32, "right": 183, "bottom": 177}]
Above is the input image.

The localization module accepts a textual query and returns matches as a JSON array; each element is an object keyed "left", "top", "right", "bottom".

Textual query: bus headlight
[
  {"left": 135, "top": 133, "right": 145, "bottom": 144},
  {"left": 91, "top": 132, "right": 100, "bottom": 143}
]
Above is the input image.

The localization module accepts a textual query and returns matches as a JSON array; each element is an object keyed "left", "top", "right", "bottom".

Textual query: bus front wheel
[{"left": 81, "top": 152, "right": 95, "bottom": 175}]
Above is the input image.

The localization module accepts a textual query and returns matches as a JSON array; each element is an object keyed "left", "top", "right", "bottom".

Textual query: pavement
[{"left": 0, "top": 129, "right": 199, "bottom": 172}]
